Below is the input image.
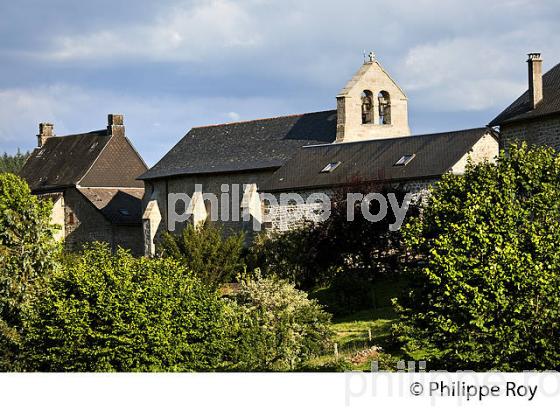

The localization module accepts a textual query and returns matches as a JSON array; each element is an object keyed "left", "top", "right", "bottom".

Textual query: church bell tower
[{"left": 336, "top": 52, "right": 410, "bottom": 142}]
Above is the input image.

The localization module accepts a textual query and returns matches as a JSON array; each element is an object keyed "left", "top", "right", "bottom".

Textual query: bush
[
  {"left": 311, "top": 271, "right": 374, "bottom": 316},
  {"left": 20, "top": 243, "right": 230, "bottom": 371},
  {"left": 157, "top": 223, "right": 245, "bottom": 288},
  {"left": 0, "top": 173, "right": 58, "bottom": 370},
  {"left": 250, "top": 184, "right": 415, "bottom": 291},
  {"left": 394, "top": 144, "right": 560, "bottom": 371},
  {"left": 225, "top": 274, "right": 333, "bottom": 371}
]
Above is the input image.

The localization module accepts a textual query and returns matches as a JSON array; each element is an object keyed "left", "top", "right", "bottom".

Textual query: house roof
[
  {"left": 489, "top": 62, "right": 560, "bottom": 126},
  {"left": 261, "top": 128, "right": 494, "bottom": 192},
  {"left": 139, "top": 110, "right": 338, "bottom": 180},
  {"left": 19, "top": 130, "right": 111, "bottom": 192},
  {"left": 77, "top": 187, "right": 144, "bottom": 225}
]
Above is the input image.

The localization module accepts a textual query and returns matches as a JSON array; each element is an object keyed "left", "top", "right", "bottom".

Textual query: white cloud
[
  {"left": 47, "top": 0, "right": 261, "bottom": 62},
  {"left": 226, "top": 111, "right": 241, "bottom": 121}
]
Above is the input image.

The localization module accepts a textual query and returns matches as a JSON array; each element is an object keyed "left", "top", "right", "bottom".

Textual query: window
[
  {"left": 378, "top": 91, "right": 391, "bottom": 125},
  {"left": 394, "top": 154, "right": 415, "bottom": 166},
  {"left": 321, "top": 161, "right": 341, "bottom": 173},
  {"left": 361, "top": 90, "right": 374, "bottom": 124}
]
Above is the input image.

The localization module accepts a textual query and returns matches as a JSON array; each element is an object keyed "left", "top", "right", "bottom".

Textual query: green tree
[
  {"left": 158, "top": 223, "right": 245, "bottom": 288},
  {"left": 0, "top": 150, "right": 29, "bottom": 174},
  {"left": 226, "top": 273, "right": 333, "bottom": 371},
  {"left": 0, "top": 173, "right": 57, "bottom": 370},
  {"left": 20, "top": 243, "right": 230, "bottom": 371},
  {"left": 394, "top": 143, "right": 560, "bottom": 371}
]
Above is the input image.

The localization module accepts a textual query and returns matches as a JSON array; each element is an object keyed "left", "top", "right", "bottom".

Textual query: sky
[{"left": 1, "top": 0, "right": 560, "bottom": 165}]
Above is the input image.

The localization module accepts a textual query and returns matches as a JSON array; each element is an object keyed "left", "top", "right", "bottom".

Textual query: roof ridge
[
  {"left": 303, "top": 127, "right": 489, "bottom": 148},
  {"left": 191, "top": 109, "right": 336, "bottom": 129},
  {"left": 48, "top": 129, "right": 107, "bottom": 139}
]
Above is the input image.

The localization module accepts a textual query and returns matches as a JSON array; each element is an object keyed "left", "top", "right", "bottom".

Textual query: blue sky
[{"left": 1, "top": 0, "right": 559, "bottom": 165}]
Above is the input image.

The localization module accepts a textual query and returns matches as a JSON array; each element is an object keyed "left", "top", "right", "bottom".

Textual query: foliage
[
  {"left": 394, "top": 143, "right": 560, "bottom": 371},
  {"left": 250, "top": 184, "right": 415, "bottom": 297},
  {"left": 313, "top": 276, "right": 403, "bottom": 317},
  {"left": 0, "top": 173, "right": 58, "bottom": 370},
  {"left": 20, "top": 243, "right": 230, "bottom": 371},
  {"left": 0, "top": 150, "right": 29, "bottom": 174},
  {"left": 225, "top": 273, "right": 333, "bottom": 371},
  {"left": 311, "top": 271, "right": 374, "bottom": 316},
  {"left": 157, "top": 223, "right": 245, "bottom": 288}
]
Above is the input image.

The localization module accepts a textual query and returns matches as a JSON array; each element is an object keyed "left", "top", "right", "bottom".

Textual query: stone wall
[
  {"left": 64, "top": 188, "right": 114, "bottom": 251},
  {"left": 264, "top": 179, "right": 436, "bottom": 233},
  {"left": 142, "top": 169, "right": 276, "bottom": 247},
  {"left": 500, "top": 115, "right": 560, "bottom": 152},
  {"left": 114, "top": 225, "right": 144, "bottom": 256}
]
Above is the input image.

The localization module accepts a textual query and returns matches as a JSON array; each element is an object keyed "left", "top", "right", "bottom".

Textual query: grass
[{"left": 304, "top": 278, "right": 406, "bottom": 371}]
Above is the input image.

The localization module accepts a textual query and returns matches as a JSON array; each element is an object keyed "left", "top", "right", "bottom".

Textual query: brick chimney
[
  {"left": 107, "top": 114, "right": 125, "bottom": 138},
  {"left": 527, "top": 53, "right": 543, "bottom": 109},
  {"left": 37, "top": 123, "right": 54, "bottom": 147}
]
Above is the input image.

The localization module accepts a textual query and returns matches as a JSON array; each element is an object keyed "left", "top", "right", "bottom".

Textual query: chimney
[
  {"left": 527, "top": 53, "right": 543, "bottom": 109},
  {"left": 107, "top": 114, "right": 125, "bottom": 138},
  {"left": 37, "top": 123, "right": 54, "bottom": 147}
]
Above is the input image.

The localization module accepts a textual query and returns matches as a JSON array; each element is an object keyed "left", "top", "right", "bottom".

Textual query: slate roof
[
  {"left": 261, "top": 128, "right": 495, "bottom": 192},
  {"left": 139, "top": 110, "right": 338, "bottom": 180},
  {"left": 19, "top": 130, "right": 111, "bottom": 192},
  {"left": 78, "top": 188, "right": 144, "bottom": 225},
  {"left": 489, "top": 62, "right": 560, "bottom": 126}
]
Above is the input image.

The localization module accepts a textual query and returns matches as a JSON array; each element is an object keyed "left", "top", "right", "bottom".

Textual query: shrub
[
  {"left": 225, "top": 274, "right": 333, "bottom": 371},
  {"left": 0, "top": 173, "right": 58, "bottom": 370},
  {"left": 250, "top": 184, "right": 415, "bottom": 292},
  {"left": 157, "top": 223, "right": 245, "bottom": 288},
  {"left": 311, "top": 271, "right": 374, "bottom": 316},
  {"left": 20, "top": 243, "right": 230, "bottom": 371},
  {"left": 394, "top": 144, "right": 560, "bottom": 371}
]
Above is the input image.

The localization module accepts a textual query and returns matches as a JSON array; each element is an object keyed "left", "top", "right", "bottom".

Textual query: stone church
[
  {"left": 140, "top": 54, "right": 499, "bottom": 255},
  {"left": 19, "top": 114, "right": 148, "bottom": 255}
]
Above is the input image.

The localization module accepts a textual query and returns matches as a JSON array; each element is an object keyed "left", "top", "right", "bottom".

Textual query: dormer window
[
  {"left": 394, "top": 154, "right": 415, "bottom": 166},
  {"left": 321, "top": 161, "right": 341, "bottom": 173},
  {"left": 361, "top": 90, "right": 374, "bottom": 124}
]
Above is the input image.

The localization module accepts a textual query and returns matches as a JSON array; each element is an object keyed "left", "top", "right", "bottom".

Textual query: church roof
[
  {"left": 19, "top": 130, "right": 111, "bottom": 192},
  {"left": 489, "top": 62, "right": 560, "bottom": 126},
  {"left": 139, "top": 110, "right": 338, "bottom": 180},
  {"left": 261, "top": 128, "right": 495, "bottom": 192}
]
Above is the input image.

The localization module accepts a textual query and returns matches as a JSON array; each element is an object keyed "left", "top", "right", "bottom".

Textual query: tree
[
  {"left": 225, "top": 273, "right": 333, "bottom": 371},
  {"left": 0, "top": 150, "right": 29, "bottom": 174},
  {"left": 394, "top": 143, "right": 560, "bottom": 371},
  {"left": 20, "top": 243, "right": 231, "bottom": 371},
  {"left": 250, "top": 183, "right": 416, "bottom": 292},
  {"left": 157, "top": 223, "right": 245, "bottom": 288},
  {"left": 0, "top": 173, "right": 57, "bottom": 370}
]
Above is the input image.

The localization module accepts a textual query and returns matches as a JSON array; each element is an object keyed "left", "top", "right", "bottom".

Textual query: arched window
[
  {"left": 361, "top": 90, "right": 374, "bottom": 124},
  {"left": 378, "top": 91, "right": 391, "bottom": 124}
]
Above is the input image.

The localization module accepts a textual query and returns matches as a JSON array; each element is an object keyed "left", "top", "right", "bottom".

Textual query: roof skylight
[
  {"left": 394, "top": 154, "right": 415, "bottom": 166},
  {"left": 320, "top": 161, "right": 341, "bottom": 173}
]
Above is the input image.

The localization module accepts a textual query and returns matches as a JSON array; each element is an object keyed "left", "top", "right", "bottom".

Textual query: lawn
[{"left": 304, "top": 278, "right": 405, "bottom": 371}]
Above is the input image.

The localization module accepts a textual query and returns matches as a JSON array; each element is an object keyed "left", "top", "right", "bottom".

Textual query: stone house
[
  {"left": 490, "top": 53, "right": 560, "bottom": 150},
  {"left": 19, "top": 114, "right": 148, "bottom": 255},
  {"left": 261, "top": 128, "right": 498, "bottom": 231},
  {"left": 140, "top": 54, "right": 499, "bottom": 255}
]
